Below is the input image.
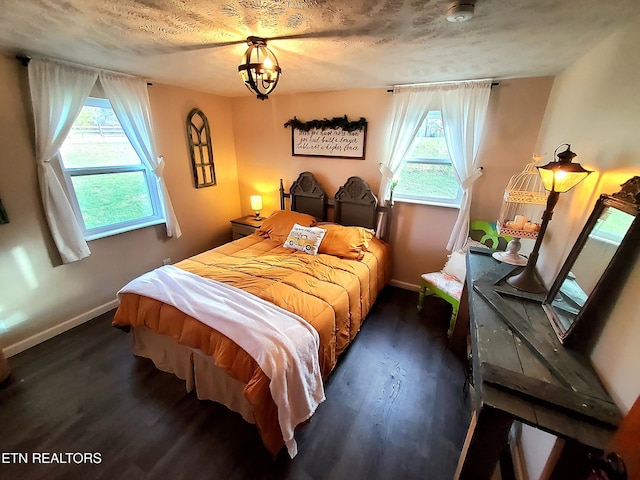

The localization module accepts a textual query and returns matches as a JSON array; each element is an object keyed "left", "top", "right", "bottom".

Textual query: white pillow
[
  {"left": 283, "top": 223, "right": 327, "bottom": 256},
  {"left": 442, "top": 251, "right": 466, "bottom": 282},
  {"left": 462, "top": 237, "right": 486, "bottom": 252}
]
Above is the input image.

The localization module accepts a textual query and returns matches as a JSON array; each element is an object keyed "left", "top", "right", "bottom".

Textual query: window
[
  {"left": 393, "top": 111, "right": 462, "bottom": 207},
  {"left": 590, "top": 206, "right": 634, "bottom": 245},
  {"left": 58, "top": 97, "right": 164, "bottom": 240}
]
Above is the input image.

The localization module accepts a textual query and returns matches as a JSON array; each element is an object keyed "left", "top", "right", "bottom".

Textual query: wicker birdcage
[{"left": 494, "top": 158, "right": 549, "bottom": 265}]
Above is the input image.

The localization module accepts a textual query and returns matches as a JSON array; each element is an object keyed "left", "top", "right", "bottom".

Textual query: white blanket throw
[{"left": 118, "top": 265, "right": 325, "bottom": 457}]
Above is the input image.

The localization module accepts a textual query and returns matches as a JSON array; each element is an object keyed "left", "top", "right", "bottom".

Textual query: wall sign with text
[{"left": 285, "top": 116, "right": 367, "bottom": 159}]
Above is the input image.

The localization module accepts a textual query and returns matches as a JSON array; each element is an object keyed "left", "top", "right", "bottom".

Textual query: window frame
[
  {"left": 392, "top": 111, "right": 463, "bottom": 208},
  {"left": 59, "top": 97, "right": 165, "bottom": 241}
]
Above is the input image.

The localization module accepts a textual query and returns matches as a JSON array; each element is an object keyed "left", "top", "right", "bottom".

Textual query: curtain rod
[
  {"left": 15, "top": 55, "right": 153, "bottom": 86},
  {"left": 386, "top": 81, "right": 499, "bottom": 93}
]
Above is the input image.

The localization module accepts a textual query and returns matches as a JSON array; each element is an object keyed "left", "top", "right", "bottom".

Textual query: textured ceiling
[{"left": 1, "top": 0, "right": 639, "bottom": 97}]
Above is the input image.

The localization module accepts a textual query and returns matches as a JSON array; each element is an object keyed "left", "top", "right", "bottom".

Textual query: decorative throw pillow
[
  {"left": 283, "top": 224, "right": 327, "bottom": 256},
  {"left": 256, "top": 210, "right": 317, "bottom": 242},
  {"left": 442, "top": 250, "right": 466, "bottom": 282},
  {"left": 462, "top": 237, "right": 487, "bottom": 252},
  {"left": 317, "top": 224, "right": 375, "bottom": 260}
]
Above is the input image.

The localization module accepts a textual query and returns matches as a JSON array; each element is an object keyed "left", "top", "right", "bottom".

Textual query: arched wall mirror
[
  {"left": 542, "top": 176, "right": 640, "bottom": 348},
  {"left": 186, "top": 108, "right": 216, "bottom": 188}
]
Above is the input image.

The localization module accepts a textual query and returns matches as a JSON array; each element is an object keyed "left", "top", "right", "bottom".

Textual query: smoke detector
[{"left": 447, "top": 1, "right": 476, "bottom": 22}]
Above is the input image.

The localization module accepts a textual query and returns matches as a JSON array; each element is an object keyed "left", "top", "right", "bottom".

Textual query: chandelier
[{"left": 238, "top": 36, "right": 281, "bottom": 100}]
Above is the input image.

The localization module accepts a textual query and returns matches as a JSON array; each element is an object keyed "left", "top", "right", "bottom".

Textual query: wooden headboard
[
  {"left": 280, "top": 171, "right": 328, "bottom": 221},
  {"left": 280, "top": 172, "right": 393, "bottom": 242},
  {"left": 334, "top": 176, "right": 378, "bottom": 230}
]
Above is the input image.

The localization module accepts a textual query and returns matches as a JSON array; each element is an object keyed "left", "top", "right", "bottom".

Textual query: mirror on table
[{"left": 542, "top": 177, "right": 640, "bottom": 347}]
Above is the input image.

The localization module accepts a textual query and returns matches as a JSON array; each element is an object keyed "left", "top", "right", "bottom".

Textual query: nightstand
[{"left": 230, "top": 215, "right": 265, "bottom": 240}]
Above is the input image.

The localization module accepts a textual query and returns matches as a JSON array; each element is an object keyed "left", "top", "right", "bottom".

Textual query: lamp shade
[
  {"left": 250, "top": 195, "right": 263, "bottom": 212},
  {"left": 537, "top": 145, "right": 592, "bottom": 193}
]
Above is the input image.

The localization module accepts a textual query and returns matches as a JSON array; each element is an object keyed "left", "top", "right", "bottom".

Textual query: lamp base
[
  {"left": 507, "top": 268, "right": 546, "bottom": 294},
  {"left": 493, "top": 251, "right": 527, "bottom": 266}
]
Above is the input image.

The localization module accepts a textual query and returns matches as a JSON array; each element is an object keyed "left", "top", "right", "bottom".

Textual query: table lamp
[
  {"left": 507, "top": 144, "right": 592, "bottom": 293},
  {"left": 250, "top": 195, "right": 264, "bottom": 220}
]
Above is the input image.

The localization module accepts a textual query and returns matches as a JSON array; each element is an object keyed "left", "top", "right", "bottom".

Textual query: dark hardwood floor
[{"left": 0, "top": 286, "right": 470, "bottom": 480}]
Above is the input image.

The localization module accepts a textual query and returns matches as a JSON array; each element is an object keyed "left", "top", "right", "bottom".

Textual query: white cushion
[
  {"left": 462, "top": 237, "right": 486, "bottom": 251},
  {"left": 442, "top": 250, "right": 466, "bottom": 282},
  {"left": 421, "top": 272, "right": 464, "bottom": 299},
  {"left": 283, "top": 223, "right": 326, "bottom": 256}
]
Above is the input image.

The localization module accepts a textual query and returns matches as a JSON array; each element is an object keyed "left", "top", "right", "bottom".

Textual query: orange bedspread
[{"left": 113, "top": 233, "right": 391, "bottom": 456}]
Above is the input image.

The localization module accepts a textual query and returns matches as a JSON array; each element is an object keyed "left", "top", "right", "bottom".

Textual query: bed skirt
[{"left": 132, "top": 326, "right": 255, "bottom": 423}]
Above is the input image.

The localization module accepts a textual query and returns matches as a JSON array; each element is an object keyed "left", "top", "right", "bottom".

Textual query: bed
[{"left": 112, "top": 172, "right": 392, "bottom": 458}]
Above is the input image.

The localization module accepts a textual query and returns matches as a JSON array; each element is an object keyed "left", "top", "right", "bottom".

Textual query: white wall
[
  {"left": 520, "top": 16, "right": 640, "bottom": 479},
  {"left": 0, "top": 54, "right": 553, "bottom": 354},
  {"left": 230, "top": 77, "right": 553, "bottom": 286},
  {"left": 0, "top": 51, "right": 241, "bottom": 354},
  {"left": 520, "top": 426, "right": 557, "bottom": 480},
  {"left": 535, "top": 16, "right": 640, "bottom": 413}
]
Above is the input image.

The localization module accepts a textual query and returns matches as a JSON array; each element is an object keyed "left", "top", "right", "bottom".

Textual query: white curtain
[
  {"left": 441, "top": 80, "right": 492, "bottom": 251},
  {"left": 99, "top": 74, "right": 182, "bottom": 238},
  {"left": 28, "top": 59, "right": 98, "bottom": 263},
  {"left": 378, "top": 87, "right": 439, "bottom": 202}
]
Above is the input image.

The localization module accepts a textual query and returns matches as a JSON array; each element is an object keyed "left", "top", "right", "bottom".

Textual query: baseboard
[
  {"left": 4, "top": 299, "right": 119, "bottom": 358},
  {"left": 4, "top": 282, "right": 417, "bottom": 357},
  {"left": 389, "top": 279, "right": 420, "bottom": 291}
]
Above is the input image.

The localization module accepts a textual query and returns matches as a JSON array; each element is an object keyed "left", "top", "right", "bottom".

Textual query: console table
[{"left": 454, "top": 248, "right": 622, "bottom": 479}]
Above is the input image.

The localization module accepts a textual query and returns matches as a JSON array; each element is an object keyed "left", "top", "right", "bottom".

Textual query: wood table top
[{"left": 466, "top": 248, "right": 620, "bottom": 450}]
